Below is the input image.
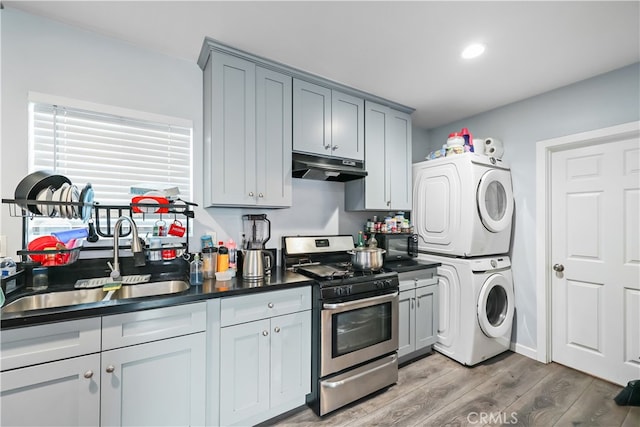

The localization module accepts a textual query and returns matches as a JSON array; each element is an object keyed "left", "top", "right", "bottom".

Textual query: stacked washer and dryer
[{"left": 412, "top": 152, "right": 515, "bottom": 366}]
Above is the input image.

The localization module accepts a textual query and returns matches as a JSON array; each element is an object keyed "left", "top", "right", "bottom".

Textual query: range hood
[{"left": 292, "top": 152, "right": 367, "bottom": 182}]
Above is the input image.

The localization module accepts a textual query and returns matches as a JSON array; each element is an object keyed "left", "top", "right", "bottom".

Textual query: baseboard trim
[{"left": 510, "top": 342, "right": 538, "bottom": 361}]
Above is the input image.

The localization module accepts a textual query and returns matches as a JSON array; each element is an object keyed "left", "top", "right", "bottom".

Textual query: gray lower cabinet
[
  {"left": 293, "top": 79, "right": 364, "bottom": 161},
  {"left": 203, "top": 50, "right": 292, "bottom": 207},
  {"left": 398, "top": 270, "right": 439, "bottom": 364},
  {"left": 1, "top": 353, "right": 101, "bottom": 426},
  {"left": 218, "top": 287, "right": 312, "bottom": 426},
  {"left": 0, "top": 318, "right": 102, "bottom": 427},
  {"left": 345, "top": 101, "right": 412, "bottom": 211},
  {"left": 0, "top": 303, "right": 207, "bottom": 427}
]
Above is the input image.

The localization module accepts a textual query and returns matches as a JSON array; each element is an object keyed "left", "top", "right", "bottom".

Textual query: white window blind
[{"left": 28, "top": 102, "right": 192, "bottom": 237}]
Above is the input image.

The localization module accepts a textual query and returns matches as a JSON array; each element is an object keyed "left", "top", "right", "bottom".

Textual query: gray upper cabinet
[
  {"left": 293, "top": 79, "right": 332, "bottom": 156},
  {"left": 293, "top": 79, "right": 364, "bottom": 161},
  {"left": 345, "top": 101, "right": 412, "bottom": 211},
  {"left": 256, "top": 67, "right": 293, "bottom": 207},
  {"left": 331, "top": 90, "right": 364, "bottom": 161},
  {"left": 203, "top": 51, "right": 291, "bottom": 208}
]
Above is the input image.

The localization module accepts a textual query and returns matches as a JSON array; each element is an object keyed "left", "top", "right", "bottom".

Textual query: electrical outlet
[{"left": 0, "top": 235, "right": 6, "bottom": 257}]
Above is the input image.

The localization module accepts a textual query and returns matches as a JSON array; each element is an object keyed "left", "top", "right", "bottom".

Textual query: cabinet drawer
[
  {"left": 1, "top": 317, "right": 101, "bottom": 371},
  {"left": 102, "top": 302, "right": 207, "bottom": 350},
  {"left": 221, "top": 286, "right": 311, "bottom": 327}
]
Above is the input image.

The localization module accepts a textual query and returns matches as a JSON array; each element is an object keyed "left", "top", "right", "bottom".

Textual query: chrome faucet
[{"left": 108, "top": 216, "right": 145, "bottom": 281}]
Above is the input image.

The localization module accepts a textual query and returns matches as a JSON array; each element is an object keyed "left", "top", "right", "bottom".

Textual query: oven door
[{"left": 320, "top": 291, "right": 398, "bottom": 377}]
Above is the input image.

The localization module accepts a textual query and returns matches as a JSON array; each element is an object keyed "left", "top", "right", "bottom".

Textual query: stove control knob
[{"left": 335, "top": 286, "right": 352, "bottom": 296}]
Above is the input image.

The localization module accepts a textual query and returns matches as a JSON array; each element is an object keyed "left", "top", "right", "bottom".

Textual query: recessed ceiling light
[{"left": 461, "top": 43, "right": 486, "bottom": 59}]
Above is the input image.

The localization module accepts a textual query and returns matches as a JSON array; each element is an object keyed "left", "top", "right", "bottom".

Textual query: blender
[{"left": 241, "top": 214, "right": 275, "bottom": 280}]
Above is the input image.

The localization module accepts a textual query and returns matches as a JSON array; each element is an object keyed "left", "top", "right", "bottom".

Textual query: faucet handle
[
  {"left": 110, "top": 269, "right": 122, "bottom": 282},
  {"left": 107, "top": 262, "right": 121, "bottom": 281}
]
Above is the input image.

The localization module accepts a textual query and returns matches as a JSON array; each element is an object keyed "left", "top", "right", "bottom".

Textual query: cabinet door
[
  {"left": 207, "top": 51, "right": 256, "bottom": 206},
  {"left": 270, "top": 311, "right": 311, "bottom": 408},
  {"left": 397, "top": 289, "right": 416, "bottom": 359},
  {"left": 364, "top": 100, "right": 391, "bottom": 209},
  {"left": 100, "top": 333, "right": 206, "bottom": 427},
  {"left": 256, "top": 67, "right": 292, "bottom": 207},
  {"left": 219, "top": 319, "right": 271, "bottom": 426},
  {"left": 415, "top": 283, "right": 438, "bottom": 350},
  {"left": 388, "top": 109, "right": 413, "bottom": 210},
  {"left": 293, "top": 79, "right": 332, "bottom": 156},
  {"left": 331, "top": 90, "right": 364, "bottom": 161},
  {"left": 1, "top": 354, "right": 100, "bottom": 426}
]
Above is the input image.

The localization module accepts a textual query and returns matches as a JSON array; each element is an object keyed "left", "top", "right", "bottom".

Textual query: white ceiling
[{"left": 4, "top": 1, "right": 639, "bottom": 129}]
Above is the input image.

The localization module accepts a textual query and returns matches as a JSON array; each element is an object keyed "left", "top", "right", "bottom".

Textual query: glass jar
[
  {"left": 32, "top": 267, "right": 48, "bottom": 291},
  {"left": 202, "top": 247, "right": 217, "bottom": 279}
]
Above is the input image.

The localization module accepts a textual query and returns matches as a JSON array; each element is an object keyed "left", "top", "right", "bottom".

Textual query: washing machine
[
  {"left": 417, "top": 252, "right": 515, "bottom": 366},
  {"left": 412, "top": 153, "right": 514, "bottom": 257}
]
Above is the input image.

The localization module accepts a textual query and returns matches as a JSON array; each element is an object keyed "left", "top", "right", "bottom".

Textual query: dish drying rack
[{"left": 1, "top": 198, "right": 197, "bottom": 266}]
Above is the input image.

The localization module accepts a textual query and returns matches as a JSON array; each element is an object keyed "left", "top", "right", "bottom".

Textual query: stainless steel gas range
[{"left": 282, "top": 235, "right": 399, "bottom": 416}]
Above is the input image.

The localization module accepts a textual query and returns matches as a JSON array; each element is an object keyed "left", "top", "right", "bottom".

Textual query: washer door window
[
  {"left": 477, "top": 273, "right": 514, "bottom": 338},
  {"left": 476, "top": 169, "right": 514, "bottom": 233}
]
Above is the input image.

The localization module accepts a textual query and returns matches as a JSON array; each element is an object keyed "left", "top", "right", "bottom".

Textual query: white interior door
[{"left": 551, "top": 137, "right": 640, "bottom": 385}]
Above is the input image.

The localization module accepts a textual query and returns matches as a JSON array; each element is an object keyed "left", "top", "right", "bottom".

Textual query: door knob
[{"left": 553, "top": 264, "right": 565, "bottom": 272}]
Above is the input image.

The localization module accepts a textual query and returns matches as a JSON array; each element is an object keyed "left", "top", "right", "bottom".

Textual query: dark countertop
[{"left": 1, "top": 259, "right": 315, "bottom": 330}]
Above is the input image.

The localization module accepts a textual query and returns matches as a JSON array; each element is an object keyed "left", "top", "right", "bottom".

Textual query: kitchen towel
[{"left": 484, "top": 137, "right": 504, "bottom": 159}]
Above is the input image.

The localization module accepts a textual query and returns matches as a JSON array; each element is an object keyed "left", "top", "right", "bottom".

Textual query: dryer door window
[
  {"left": 477, "top": 273, "right": 514, "bottom": 338},
  {"left": 477, "top": 169, "right": 514, "bottom": 233}
]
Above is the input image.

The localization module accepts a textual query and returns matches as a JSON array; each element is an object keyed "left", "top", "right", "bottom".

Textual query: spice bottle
[{"left": 217, "top": 241, "right": 229, "bottom": 272}]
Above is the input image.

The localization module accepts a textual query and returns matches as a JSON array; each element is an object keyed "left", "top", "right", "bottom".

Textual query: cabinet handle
[
  {"left": 411, "top": 298, "right": 415, "bottom": 309},
  {"left": 324, "top": 144, "right": 331, "bottom": 150},
  {"left": 274, "top": 326, "right": 281, "bottom": 333},
  {"left": 249, "top": 192, "right": 254, "bottom": 197},
  {"left": 258, "top": 193, "right": 264, "bottom": 198},
  {"left": 84, "top": 370, "right": 94, "bottom": 379},
  {"left": 268, "top": 302, "right": 274, "bottom": 308},
  {"left": 262, "top": 330, "right": 269, "bottom": 336},
  {"left": 332, "top": 145, "right": 339, "bottom": 151},
  {"left": 417, "top": 297, "right": 420, "bottom": 308},
  {"left": 387, "top": 201, "right": 391, "bottom": 207},
  {"left": 105, "top": 365, "right": 115, "bottom": 373}
]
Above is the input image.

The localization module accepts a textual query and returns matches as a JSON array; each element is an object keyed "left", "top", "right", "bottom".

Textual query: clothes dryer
[
  {"left": 418, "top": 253, "right": 514, "bottom": 366},
  {"left": 413, "top": 153, "right": 514, "bottom": 257}
]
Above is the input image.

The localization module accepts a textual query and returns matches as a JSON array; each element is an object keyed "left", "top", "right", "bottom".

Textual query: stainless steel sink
[
  {"left": 111, "top": 280, "right": 189, "bottom": 299},
  {"left": 1, "top": 280, "right": 190, "bottom": 314},
  {"left": 1, "top": 288, "right": 107, "bottom": 313}
]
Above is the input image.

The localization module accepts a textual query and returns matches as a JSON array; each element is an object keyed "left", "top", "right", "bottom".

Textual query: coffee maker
[{"left": 241, "top": 214, "right": 275, "bottom": 280}]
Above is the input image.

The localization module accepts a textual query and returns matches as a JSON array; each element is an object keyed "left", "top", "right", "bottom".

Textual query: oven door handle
[
  {"left": 322, "top": 291, "right": 398, "bottom": 310},
  {"left": 321, "top": 354, "right": 398, "bottom": 389}
]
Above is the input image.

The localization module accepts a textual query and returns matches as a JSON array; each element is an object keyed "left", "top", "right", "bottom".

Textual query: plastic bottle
[
  {"left": 190, "top": 253, "right": 203, "bottom": 286},
  {"left": 1, "top": 257, "right": 17, "bottom": 292},
  {"left": 217, "top": 241, "right": 229, "bottom": 272},
  {"left": 0, "top": 257, "right": 17, "bottom": 278},
  {"left": 227, "top": 239, "right": 237, "bottom": 269}
]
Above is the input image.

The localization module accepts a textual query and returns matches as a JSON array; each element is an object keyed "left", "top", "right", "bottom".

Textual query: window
[{"left": 28, "top": 99, "right": 193, "bottom": 239}]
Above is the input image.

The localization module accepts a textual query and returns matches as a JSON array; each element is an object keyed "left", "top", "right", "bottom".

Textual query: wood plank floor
[{"left": 268, "top": 351, "right": 640, "bottom": 427}]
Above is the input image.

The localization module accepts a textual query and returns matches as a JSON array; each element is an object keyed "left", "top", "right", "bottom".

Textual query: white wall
[
  {"left": 0, "top": 8, "right": 385, "bottom": 260},
  {"left": 417, "top": 63, "right": 640, "bottom": 354}
]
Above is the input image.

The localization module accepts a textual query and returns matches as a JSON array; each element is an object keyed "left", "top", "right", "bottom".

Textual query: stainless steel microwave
[{"left": 375, "top": 233, "right": 418, "bottom": 261}]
